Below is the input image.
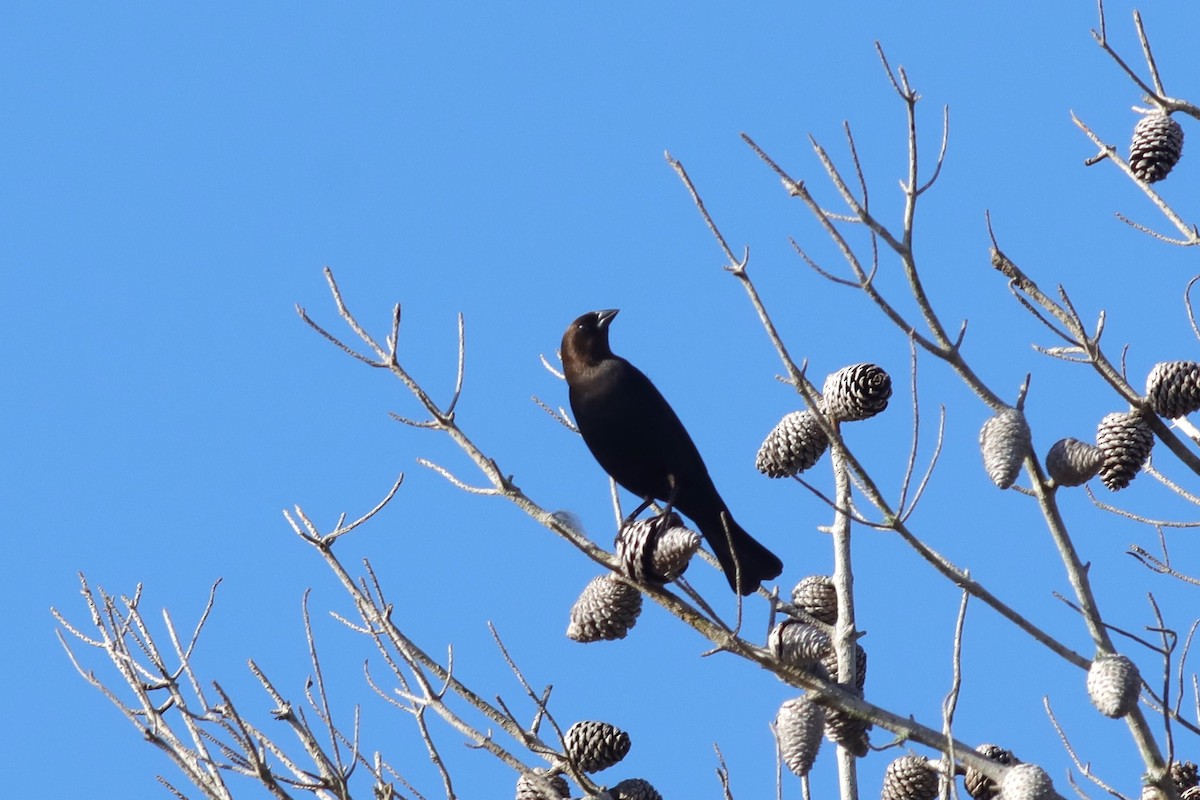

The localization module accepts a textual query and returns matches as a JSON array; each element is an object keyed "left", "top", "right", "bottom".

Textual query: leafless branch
[{"left": 1045, "top": 696, "right": 1124, "bottom": 799}]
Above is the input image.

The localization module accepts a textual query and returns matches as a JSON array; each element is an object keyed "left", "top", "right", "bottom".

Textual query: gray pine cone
[
  {"left": 516, "top": 770, "right": 570, "bottom": 800},
  {"left": 1045, "top": 438, "right": 1102, "bottom": 487},
  {"left": 1172, "top": 761, "right": 1199, "bottom": 795},
  {"left": 999, "top": 763, "right": 1055, "bottom": 800},
  {"left": 775, "top": 696, "right": 825, "bottom": 777},
  {"left": 610, "top": 778, "right": 662, "bottom": 800},
  {"left": 563, "top": 721, "right": 631, "bottom": 773},
  {"left": 1130, "top": 112, "right": 1184, "bottom": 183},
  {"left": 769, "top": 619, "right": 833, "bottom": 671},
  {"left": 792, "top": 575, "right": 838, "bottom": 624},
  {"left": 821, "top": 641, "right": 867, "bottom": 691},
  {"left": 824, "top": 684, "right": 871, "bottom": 757},
  {"left": 615, "top": 513, "right": 701, "bottom": 583},
  {"left": 964, "top": 743, "right": 1018, "bottom": 800},
  {"left": 881, "top": 755, "right": 940, "bottom": 800},
  {"left": 757, "top": 409, "right": 829, "bottom": 477},
  {"left": 1096, "top": 410, "right": 1155, "bottom": 491},
  {"left": 1147, "top": 361, "right": 1200, "bottom": 418},
  {"left": 1087, "top": 653, "right": 1141, "bottom": 718},
  {"left": 979, "top": 408, "right": 1032, "bottom": 489},
  {"left": 824, "top": 363, "right": 893, "bottom": 422},
  {"left": 567, "top": 575, "right": 642, "bottom": 643}
]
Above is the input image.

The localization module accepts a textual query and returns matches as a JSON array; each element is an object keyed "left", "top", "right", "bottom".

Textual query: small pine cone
[
  {"left": 964, "top": 743, "right": 1018, "bottom": 800},
  {"left": 1146, "top": 361, "right": 1200, "bottom": 419},
  {"left": 775, "top": 696, "right": 825, "bottom": 777},
  {"left": 757, "top": 409, "right": 829, "bottom": 477},
  {"left": 1045, "top": 438, "right": 1102, "bottom": 487},
  {"left": 1172, "top": 762, "right": 1199, "bottom": 795},
  {"left": 823, "top": 363, "right": 893, "bottom": 422},
  {"left": 769, "top": 619, "right": 833, "bottom": 671},
  {"left": 792, "top": 575, "right": 838, "bottom": 625},
  {"left": 615, "top": 513, "right": 701, "bottom": 583},
  {"left": 824, "top": 685, "right": 871, "bottom": 757},
  {"left": 881, "top": 755, "right": 941, "bottom": 800},
  {"left": 567, "top": 575, "right": 642, "bottom": 643},
  {"left": 1096, "top": 410, "right": 1155, "bottom": 491},
  {"left": 1000, "top": 763, "right": 1055, "bottom": 800},
  {"left": 563, "top": 721, "right": 631, "bottom": 774},
  {"left": 1130, "top": 112, "right": 1184, "bottom": 183},
  {"left": 821, "top": 642, "right": 867, "bottom": 691},
  {"left": 1087, "top": 654, "right": 1141, "bottom": 718},
  {"left": 979, "top": 408, "right": 1032, "bottom": 489},
  {"left": 610, "top": 778, "right": 662, "bottom": 800},
  {"left": 516, "top": 770, "right": 570, "bottom": 800}
]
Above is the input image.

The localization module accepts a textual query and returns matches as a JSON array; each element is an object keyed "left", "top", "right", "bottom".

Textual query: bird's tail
[{"left": 701, "top": 510, "right": 783, "bottom": 596}]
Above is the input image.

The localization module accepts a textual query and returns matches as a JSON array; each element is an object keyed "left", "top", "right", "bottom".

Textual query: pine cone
[
  {"left": 516, "top": 770, "right": 570, "bottom": 800},
  {"left": 757, "top": 409, "right": 829, "bottom": 477},
  {"left": 1045, "top": 438, "right": 1102, "bottom": 487},
  {"left": 563, "top": 721, "right": 631, "bottom": 773},
  {"left": 979, "top": 408, "right": 1031, "bottom": 489},
  {"left": 824, "top": 685, "right": 870, "bottom": 757},
  {"left": 567, "top": 575, "right": 642, "bottom": 643},
  {"left": 999, "top": 764, "right": 1055, "bottom": 800},
  {"left": 1171, "top": 762, "right": 1199, "bottom": 795},
  {"left": 610, "top": 778, "right": 662, "bottom": 800},
  {"left": 823, "top": 363, "right": 893, "bottom": 422},
  {"left": 769, "top": 619, "right": 833, "bottom": 671},
  {"left": 1130, "top": 112, "right": 1184, "bottom": 183},
  {"left": 775, "top": 696, "right": 825, "bottom": 777},
  {"left": 1146, "top": 361, "right": 1200, "bottom": 419},
  {"left": 1087, "top": 653, "right": 1141, "bottom": 718},
  {"left": 1096, "top": 410, "right": 1155, "bottom": 491},
  {"left": 615, "top": 513, "right": 701, "bottom": 583},
  {"left": 792, "top": 575, "right": 838, "bottom": 624},
  {"left": 964, "top": 743, "right": 1018, "bottom": 800},
  {"left": 821, "top": 641, "right": 867, "bottom": 691},
  {"left": 882, "top": 755, "right": 940, "bottom": 800}
]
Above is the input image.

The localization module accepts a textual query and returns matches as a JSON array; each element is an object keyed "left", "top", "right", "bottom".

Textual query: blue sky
[{"left": 5, "top": 3, "right": 1200, "bottom": 798}]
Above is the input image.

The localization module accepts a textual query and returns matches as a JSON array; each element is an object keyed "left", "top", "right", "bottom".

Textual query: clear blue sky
[{"left": 4, "top": 3, "right": 1199, "bottom": 798}]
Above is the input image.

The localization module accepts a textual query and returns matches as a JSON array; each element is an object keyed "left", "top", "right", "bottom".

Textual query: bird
[{"left": 561, "top": 308, "right": 783, "bottom": 595}]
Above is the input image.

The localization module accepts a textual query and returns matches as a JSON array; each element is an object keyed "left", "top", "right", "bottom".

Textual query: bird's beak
[{"left": 596, "top": 309, "right": 619, "bottom": 329}]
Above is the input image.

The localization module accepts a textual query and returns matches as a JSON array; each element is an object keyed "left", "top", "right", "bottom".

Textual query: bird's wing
[{"left": 570, "top": 358, "right": 715, "bottom": 504}]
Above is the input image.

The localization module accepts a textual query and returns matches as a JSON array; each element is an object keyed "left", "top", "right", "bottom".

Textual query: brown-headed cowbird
[{"left": 562, "top": 309, "right": 783, "bottom": 595}]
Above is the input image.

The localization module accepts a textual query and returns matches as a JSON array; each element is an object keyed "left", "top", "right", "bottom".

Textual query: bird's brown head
[{"left": 561, "top": 309, "right": 619, "bottom": 375}]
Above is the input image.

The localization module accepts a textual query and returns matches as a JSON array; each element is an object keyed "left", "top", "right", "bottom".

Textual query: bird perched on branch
[{"left": 561, "top": 309, "right": 783, "bottom": 595}]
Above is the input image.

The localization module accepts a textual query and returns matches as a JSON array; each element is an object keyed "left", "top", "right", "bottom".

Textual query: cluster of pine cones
[
  {"left": 566, "top": 514, "right": 701, "bottom": 643},
  {"left": 517, "top": 735, "right": 1200, "bottom": 799},
  {"left": 771, "top": 579, "right": 1176, "bottom": 797},
  {"left": 514, "top": 720, "right": 661, "bottom": 799},
  {"left": 772, "top": 575, "right": 871, "bottom": 770},
  {"left": 757, "top": 363, "right": 893, "bottom": 478},
  {"left": 780, "top": 718, "right": 1195, "bottom": 800},
  {"left": 776, "top": 730, "right": 1047, "bottom": 800},
  {"left": 858, "top": 748, "right": 1195, "bottom": 800},
  {"left": 981, "top": 360, "right": 1200, "bottom": 492}
]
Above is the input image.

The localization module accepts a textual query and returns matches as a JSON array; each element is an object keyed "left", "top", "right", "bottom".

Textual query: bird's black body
[{"left": 561, "top": 309, "right": 783, "bottom": 595}]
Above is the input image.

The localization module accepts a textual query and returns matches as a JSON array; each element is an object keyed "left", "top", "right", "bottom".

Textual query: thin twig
[{"left": 1046, "top": 697, "right": 1123, "bottom": 800}]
